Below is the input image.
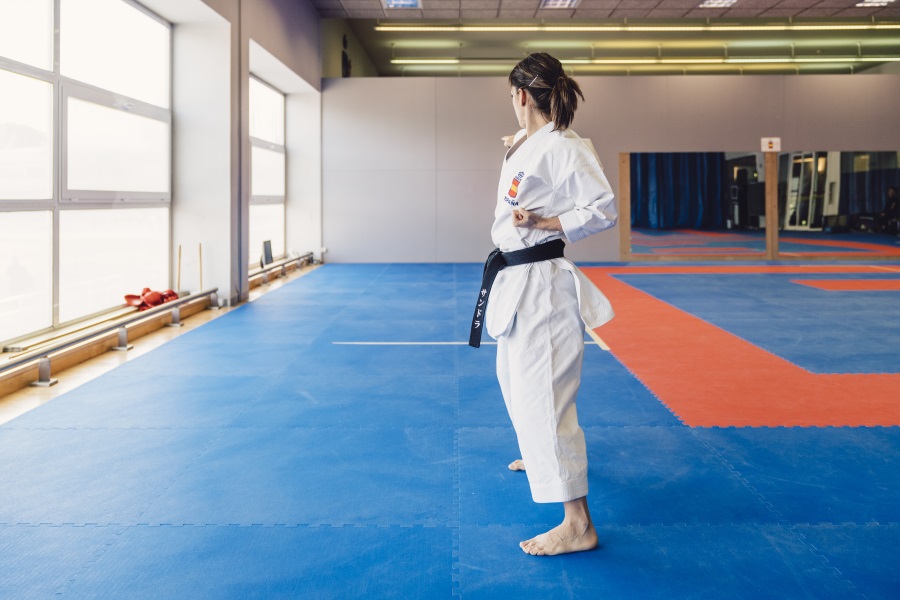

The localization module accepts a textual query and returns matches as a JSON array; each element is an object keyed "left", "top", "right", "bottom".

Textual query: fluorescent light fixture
[
  {"left": 392, "top": 58, "right": 461, "bottom": 64},
  {"left": 855, "top": 0, "right": 894, "bottom": 5},
  {"left": 390, "top": 56, "right": 900, "bottom": 66},
  {"left": 375, "top": 23, "right": 900, "bottom": 33},
  {"left": 698, "top": 0, "right": 738, "bottom": 7},
  {"left": 539, "top": 0, "right": 581, "bottom": 8},
  {"left": 384, "top": 0, "right": 421, "bottom": 8},
  {"left": 571, "top": 56, "right": 900, "bottom": 64}
]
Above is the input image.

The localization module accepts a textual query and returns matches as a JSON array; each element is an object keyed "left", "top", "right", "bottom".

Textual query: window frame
[
  {"left": 0, "top": 59, "right": 57, "bottom": 207},
  {"left": 248, "top": 74, "right": 287, "bottom": 267},
  {"left": 0, "top": 0, "right": 173, "bottom": 345},
  {"left": 59, "top": 0, "right": 171, "bottom": 108},
  {"left": 249, "top": 75, "right": 287, "bottom": 205},
  {"left": 61, "top": 82, "right": 172, "bottom": 204}
]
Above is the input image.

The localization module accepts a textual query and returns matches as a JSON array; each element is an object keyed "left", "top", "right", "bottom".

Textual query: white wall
[
  {"left": 242, "top": 0, "right": 321, "bottom": 91},
  {"left": 236, "top": 0, "right": 321, "bottom": 301},
  {"left": 172, "top": 19, "right": 233, "bottom": 298},
  {"left": 147, "top": 0, "right": 322, "bottom": 304},
  {"left": 322, "top": 74, "right": 900, "bottom": 263}
]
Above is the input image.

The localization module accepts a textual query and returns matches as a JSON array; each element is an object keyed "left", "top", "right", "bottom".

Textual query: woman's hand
[
  {"left": 512, "top": 208, "right": 562, "bottom": 232},
  {"left": 501, "top": 135, "right": 516, "bottom": 148}
]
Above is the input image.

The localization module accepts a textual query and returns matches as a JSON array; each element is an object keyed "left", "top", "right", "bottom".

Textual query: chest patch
[
  {"left": 508, "top": 172, "right": 524, "bottom": 198},
  {"left": 504, "top": 171, "right": 525, "bottom": 206}
]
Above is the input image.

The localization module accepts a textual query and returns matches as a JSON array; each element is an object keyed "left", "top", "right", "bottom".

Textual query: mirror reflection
[{"left": 629, "top": 151, "right": 900, "bottom": 258}]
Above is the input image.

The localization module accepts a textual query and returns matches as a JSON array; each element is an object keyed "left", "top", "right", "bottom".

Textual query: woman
[{"left": 474, "top": 52, "right": 617, "bottom": 556}]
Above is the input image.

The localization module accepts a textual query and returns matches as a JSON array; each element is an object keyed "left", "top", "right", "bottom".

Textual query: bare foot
[
  {"left": 519, "top": 521, "right": 598, "bottom": 556},
  {"left": 508, "top": 459, "right": 525, "bottom": 471}
]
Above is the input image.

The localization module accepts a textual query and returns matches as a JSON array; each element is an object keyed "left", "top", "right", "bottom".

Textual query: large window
[
  {"left": 249, "top": 76, "right": 286, "bottom": 266},
  {"left": 60, "top": 0, "right": 169, "bottom": 107},
  {"left": 66, "top": 96, "right": 170, "bottom": 195},
  {"left": 0, "top": 0, "right": 171, "bottom": 345},
  {"left": 0, "top": 0, "right": 53, "bottom": 71},
  {"left": 0, "top": 70, "right": 53, "bottom": 200},
  {"left": 59, "top": 208, "right": 168, "bottom": 322},
  {"left": 0, "top": 211, "right": 53, "bottom": 341}
]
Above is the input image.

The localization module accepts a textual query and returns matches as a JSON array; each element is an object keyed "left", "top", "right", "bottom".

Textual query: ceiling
[{"left": 308, "top": 0, "right": 900, "bottom": 75}]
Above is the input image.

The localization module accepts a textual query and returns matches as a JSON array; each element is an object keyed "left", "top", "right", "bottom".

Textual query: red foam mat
[
  {"left": 583, "top": 266, "right": 900, "bottom": 427},
  {"left": 780, "top": 237, "right": 900, "bottom": 256},
  {"left": 791, "top": 279, "right": 900, "bottom": 292}
]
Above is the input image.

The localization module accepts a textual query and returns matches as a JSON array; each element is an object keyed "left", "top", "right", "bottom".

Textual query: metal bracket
[
  {"left": 30, "top": 357, "right": 59, "bottom": 387},
  {"left": 166, "top": 306, "right": 184, "bottom": 328},
  {"left": 111, "top": 326, "right": 133, "bottom": 351}
]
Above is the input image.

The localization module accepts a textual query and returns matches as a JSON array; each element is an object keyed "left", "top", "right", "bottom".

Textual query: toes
[{"left": 519, "top": 539, "right": 545, "bottom": 556}]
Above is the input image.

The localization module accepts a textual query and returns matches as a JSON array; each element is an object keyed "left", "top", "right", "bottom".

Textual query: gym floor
[
  {"left": 631, "top": 229, "right": 900, "bottom": 258},
  {"left": 1, "top": 262, "right": 898, "bottom": 599}
]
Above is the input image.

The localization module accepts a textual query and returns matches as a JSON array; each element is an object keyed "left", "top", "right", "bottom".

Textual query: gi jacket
[{"left": 486, "top": 122, "right": 618, "bottom": 339}]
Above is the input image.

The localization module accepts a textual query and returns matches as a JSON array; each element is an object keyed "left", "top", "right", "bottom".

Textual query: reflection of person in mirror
[
  {"left": 479, "top": 52, "right": 617, "bottom": 557},
  {"left": 877, "top": 186, "right": 899, "bottom": 234}
]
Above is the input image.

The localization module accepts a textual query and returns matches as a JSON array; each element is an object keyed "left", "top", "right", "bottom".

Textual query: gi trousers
[{"left": 496, "top": 262, "right": 588, "bottom": 504}]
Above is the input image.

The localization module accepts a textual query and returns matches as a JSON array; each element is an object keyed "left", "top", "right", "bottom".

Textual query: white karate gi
[{"left": 487, "top": 122, "right": 617, "bottom": 503}]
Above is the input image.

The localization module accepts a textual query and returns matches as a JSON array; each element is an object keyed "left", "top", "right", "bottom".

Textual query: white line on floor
[{"left": 332, "top": 340, "right": 609, "bottom": 349}]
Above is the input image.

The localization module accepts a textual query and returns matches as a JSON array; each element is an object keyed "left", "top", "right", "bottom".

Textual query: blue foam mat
[
  {"left": 457, "top": 524, "right": 848, "bottom": 600},
  {"left": 2, "top": 373, "right": 274, "bottom": 429},
  {"left": 1, "top": 263, "right": 898, "bottom": 599},
  {"left": 694, "top": 427, "right": 900, "bottom": 524},
  {"left": 0, "top": 524, "right": 119, "bottom": 599},
  {"left": 7, "top": 524, "right": 453, "bottom": 600},
  {"left": 238, "top": 373, "right": 458, "bottom": 429},
  {"left": 457, "top": 426, "right": 777, "bottom": 527},
  {"left": 792, "top": 523, "right": 900, "bottom": 600},
  {"left": 0, "top": 428, "right": 219, "bottom": 524},
  {"left": 139, "top": 427, "right": 456, "bottom": 526}
]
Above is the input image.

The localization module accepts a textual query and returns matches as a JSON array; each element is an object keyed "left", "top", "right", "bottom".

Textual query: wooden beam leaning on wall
[{"left": 765, "top": 152, "right": 779, "bottom": 260}]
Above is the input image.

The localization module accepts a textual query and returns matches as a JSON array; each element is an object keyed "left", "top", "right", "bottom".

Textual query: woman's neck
[{"left": 525, "top": 110, "right": 550, "bottom": 138}]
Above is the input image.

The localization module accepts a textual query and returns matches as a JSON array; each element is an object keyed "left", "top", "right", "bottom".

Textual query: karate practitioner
[{"left": 474, "top": 52, "right": 617, "bottom": 556}]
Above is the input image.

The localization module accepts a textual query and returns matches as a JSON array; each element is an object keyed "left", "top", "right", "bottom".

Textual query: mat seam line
[
  {"left": 52, "top": 378, "right": 286, "bottom": 597},
  {"left": 688, "top": 429, "right": 865, "bottom": 599}
]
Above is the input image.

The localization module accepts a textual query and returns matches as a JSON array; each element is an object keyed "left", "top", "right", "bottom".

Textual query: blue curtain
[
  {"left": 631, "top": 152, "right": 727, "bottom": 229},
  {"left": 841, "top": 169, "right": 900, "bottom": 215}
]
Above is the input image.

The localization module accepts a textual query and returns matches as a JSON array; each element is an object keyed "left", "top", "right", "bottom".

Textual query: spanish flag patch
[{"left": 508, "top": 172, "right": 524, "bottom": 198}]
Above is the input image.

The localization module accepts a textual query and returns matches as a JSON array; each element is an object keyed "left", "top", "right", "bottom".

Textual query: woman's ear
[{"left": 517, "top": 88, "right": 529, "bottom": 107}]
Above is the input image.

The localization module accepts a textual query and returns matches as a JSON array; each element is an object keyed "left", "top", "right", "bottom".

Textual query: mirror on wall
[{"left": 626, "top": 151, "right": 900, "bottom": 259}]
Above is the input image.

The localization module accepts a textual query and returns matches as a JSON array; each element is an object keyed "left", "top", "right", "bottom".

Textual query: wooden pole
[{"left": 764, "top": 152, "right": 779, "bottom": 260}]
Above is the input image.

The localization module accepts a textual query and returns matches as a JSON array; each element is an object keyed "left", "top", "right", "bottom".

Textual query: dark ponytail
[{"left": 508, "top": 52, "right": 584, "bottom": 131}]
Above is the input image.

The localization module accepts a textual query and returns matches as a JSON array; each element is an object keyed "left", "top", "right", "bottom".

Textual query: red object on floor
[
  {"left": 583, "top": 265, "right": 900, "bottom": 427},
  {"left": 126, "top": 288, "right": 178, "bottom": 312}
]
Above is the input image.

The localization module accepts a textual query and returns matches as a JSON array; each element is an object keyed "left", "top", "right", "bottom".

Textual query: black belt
[{"left": 468, "top": 238, "right": 566, "bottom": 348}]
